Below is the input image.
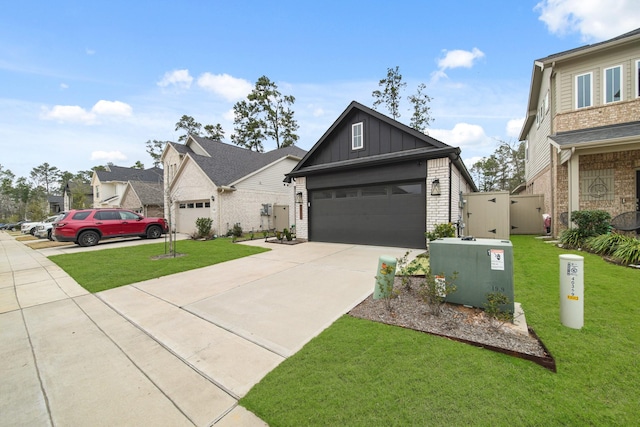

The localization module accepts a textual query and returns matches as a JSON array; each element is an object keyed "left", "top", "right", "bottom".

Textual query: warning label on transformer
[{"left": 490, "top": 249, "right": 505, "bottom": 270}]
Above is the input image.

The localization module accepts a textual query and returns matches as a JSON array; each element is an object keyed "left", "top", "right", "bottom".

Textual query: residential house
[
  {"left": 286, "top": 101, "right": 477, "bottom": 249},
  {"left": 519, "top": 28, "right": 640, "bottom": 235},
  {"left": 62, "top": 181, "right": 93, "bottom": 211},
  {"left": 162, "top": 135, "right": 307, "bottom": 235},
  {"left": 92, "top": 165, "right": 163, "bottom": 210},
  {"left": 120, "top": 181, "right": 164, "bottom": 217}
]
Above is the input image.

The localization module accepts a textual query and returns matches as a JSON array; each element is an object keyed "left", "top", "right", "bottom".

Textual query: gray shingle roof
[
  {"left": 550, "top": 121, "right": 640, "bottom": 147},
  {"left": 96, "top": 166, "right": 163, "bottom": 183},
  {"left": 128, "top": 181, "right": 164, "bottom": 205},
  {"left": 538, "top": 27, "right": 640, "bottom": 63},
  {"left": 173, "top": 136, "right": 307, "bottom": 186}
]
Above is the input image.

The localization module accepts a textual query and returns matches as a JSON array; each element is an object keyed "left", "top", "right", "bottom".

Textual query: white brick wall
[
  {"left": 426, "top": 158, "right": 451, "bottom": 231},
  {"left": 293, "top": 177, "right": 308, "bottom": 239}
]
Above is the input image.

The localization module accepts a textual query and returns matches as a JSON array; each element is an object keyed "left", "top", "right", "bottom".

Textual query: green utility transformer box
[{"left": 429, "top": 238, "right": 514, "bottom": 314}]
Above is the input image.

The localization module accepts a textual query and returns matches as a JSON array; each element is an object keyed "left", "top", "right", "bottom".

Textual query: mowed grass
[
  {"left": 49, "top": 238, "right": 269, "bottom": 293},
  {"left": 240, "top": 235, "right": 640, "bottom": 426}
]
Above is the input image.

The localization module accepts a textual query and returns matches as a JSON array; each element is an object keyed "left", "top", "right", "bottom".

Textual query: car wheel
[
  {"left": 47, "top": 230, "right": 53, "bottom": 241},
  {"left": 147, "top": 225, "right": 162, "bottom": 239},
  {"left": 30, "top": 227, "right": 36, "bottom": 235},
  {"left": 78, "top": 230, "right": 99, "bottom": 247}
]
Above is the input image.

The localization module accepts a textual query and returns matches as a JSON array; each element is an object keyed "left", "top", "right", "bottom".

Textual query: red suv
[{"left": 53, "top": 209, "right": 168, "bottom": 247}]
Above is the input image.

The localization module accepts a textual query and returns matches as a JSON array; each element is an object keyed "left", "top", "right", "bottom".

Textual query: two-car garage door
[{"left": 309, "top": 181, "right": 426, "bottom": 248}]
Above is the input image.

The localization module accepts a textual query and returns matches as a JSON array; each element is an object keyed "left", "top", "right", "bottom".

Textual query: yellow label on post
[{"left": 567, "top": 295, "right": 579, "bottom": 301}]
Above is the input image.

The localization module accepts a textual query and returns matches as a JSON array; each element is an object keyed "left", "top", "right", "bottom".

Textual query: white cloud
[
  {"left": 197, "top": 73, "right": 252, "bottom": 101},
  {"left": 429, "top": 123, "right": 495, "bottom": 161},
  {"left": 157, "top": 69, "right": 193, "bottom": 89},
  {"left": 91, "top": 100, "right": 132, "bottom": 116},
  {"left": 41, "top": 100, "right": 133, "bottom": 124},
  {"left": 91, "top": 150, "right": 127, "bottom": 162},
  {"left": 506, "top": 118, "right": 525, "bottom": 138},
  {"left": 85, "top": 48, "right": 95, "bottom": 55},
  {"left": 40, "top": 105, "right": 96, "bottom": 124},
  {"left": 431, "top": 48, "right": 485, "bottom": 81},
  {"left": 535, "top": 0, "right": 640, "bottom": 41},
  {"left": 60, "top": 83, "right": 68, "bottom": 90}
]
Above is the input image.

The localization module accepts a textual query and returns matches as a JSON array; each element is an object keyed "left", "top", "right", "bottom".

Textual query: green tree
[
  {"left": 132, "top": 160, "right": 144, "bottom": 169},
  {"left": 204, "top": 123, "right": 225, "bottom": 141},
  {"left": 175, "top": 115, "right": 202, "bottom": 142},
  {"left": 471, "top": 140, "right": 524, "bottom": 192},
  {"left": 30, "top": 162, "right": 60, "bottom": 195},
  {"left": 407, "top": 83, "right": 434, "bottom": 134},
  {"left": 372, "top": 66, "right": 406, "bottom": 120},
  {"left": 232, "top": 75, "right": 299, "bottom": 152},
  {"left": 145, "top": 139, "right": 166, "bottom": 168}
]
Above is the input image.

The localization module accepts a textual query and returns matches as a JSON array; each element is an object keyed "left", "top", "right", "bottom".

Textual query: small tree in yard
[{"left": 419, "top": 272, "right": 457, "bottom": 316}]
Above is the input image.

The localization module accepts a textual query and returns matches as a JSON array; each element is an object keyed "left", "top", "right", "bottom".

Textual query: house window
[
  {"left": 580, "top": 169, "right": 614, "bottom": 201},
  {"left": 604, "top": 65, "right": 622, "bottom": 103},
  {"left": 576, "top": 72, "right": 592, "bottom": 109},
  {"left": 195, "top": 202, "right": 203, "bottom": 208},
  {"left": 352, "top": 122, "right": 363, "bottom": 150}
]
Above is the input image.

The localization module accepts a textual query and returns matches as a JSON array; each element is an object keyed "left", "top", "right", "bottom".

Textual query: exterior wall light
[
  {"left": 431, "top": 179, "right": 441, "bottom": 196},
  {"left": 295, "top": 192, "right": 303, "bottom": 204}
]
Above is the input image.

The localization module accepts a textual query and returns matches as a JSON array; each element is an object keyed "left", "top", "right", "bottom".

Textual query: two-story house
[
  {"left": 519, "top": 28, "right": 640, "bottom": 235},
  {"left": 92, "top": 165, "right": 164, "bottom": 211}
]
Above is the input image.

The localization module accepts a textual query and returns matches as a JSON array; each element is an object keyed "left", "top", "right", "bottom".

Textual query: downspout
[{"left": 448, "top": 161, "right": 452, "bottom": 223}]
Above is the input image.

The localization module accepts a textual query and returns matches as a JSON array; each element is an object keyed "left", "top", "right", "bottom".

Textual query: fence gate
[
  {"left": 463, "top": 192, "right": 510, "bottom": 239},
  {"left": 510, "top": 194, "right": 545, "bottom": 235},
  {"left": 273, "top": 204, "right": 289, "bottom": 232}
]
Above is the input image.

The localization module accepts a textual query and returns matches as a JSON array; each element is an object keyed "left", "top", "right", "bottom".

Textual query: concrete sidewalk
[{"left": 1, "top": 232, "right": 413, "bottom": 426}]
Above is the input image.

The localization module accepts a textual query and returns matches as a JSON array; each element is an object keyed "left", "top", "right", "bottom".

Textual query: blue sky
[{"left": 1, "top": 0, "right": 639, "bottom": 180}]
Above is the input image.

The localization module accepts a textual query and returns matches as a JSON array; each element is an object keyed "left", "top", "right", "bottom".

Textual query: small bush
[
  {"left": 418, "top": 272, "right": 457, "bottom": 316},
  {"left": 559, "top": 210, "right": 612, "bottom": 249},
  {"left": 425, "top": 223, "right": 456, "bottom": 241},
  {"left": 232, "top": 223, "right": 243, "bottom": 238},
  {"left": 612, "top": 238, "right": 640, "bottom": 265},
  {"left": 484, "top": 292, "right": 514, "bottom": 330},
  {"left": 195, "top": 217, "right": 213, "bottom": 239},
  {"left": 559, "top": 228, "right": 586, "bottom": 249},
  {"left": 586, "top": 232, "right": 631, "bottom": 255},
  {"left": 571, "top": 210, "right": 611, "bottom": 236}
]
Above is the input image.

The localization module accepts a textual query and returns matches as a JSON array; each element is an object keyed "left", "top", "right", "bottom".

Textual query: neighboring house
[
  {"left": 62, "top": 181, "right": 93, "bottom": 211},
  {"left": 121, "top": 180, "right": 164, "bottom": 217},
  {"left": 48, "top": 195, "right": 63, "bottom": 214},
  {"left": 285, "top": 101, "right": 477, "bottom": 249},
  {"left": 519, "top": 28, "right": 640, "bottom": 235},
  {"left": 162, "top": 135, "right": 307, "bottom": 235},
  {"left": 92, "top": 165, "right": 163, "bottom": 209}
]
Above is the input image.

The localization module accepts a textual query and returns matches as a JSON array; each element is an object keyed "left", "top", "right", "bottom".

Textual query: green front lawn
[
  {"left": 49, "top": 238, "right": 269, "bottom": 293},
  {"left": 240, "top": 235, "right": 640, "bottom": 426}
]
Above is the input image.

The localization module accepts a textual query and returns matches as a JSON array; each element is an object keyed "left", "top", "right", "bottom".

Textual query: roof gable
[
  {"left": 176, "top": 135, "right": 307, "bottom": 186},
  {"left": 288, "top": 101, "right": 455, "bottom": 175}
]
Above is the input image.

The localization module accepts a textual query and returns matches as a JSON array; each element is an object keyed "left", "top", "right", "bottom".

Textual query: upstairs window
[
  {"left": 604, "top": 65, "right": 622, "bottom": 103},
  {"left": 576, "top": 72, "right": 592, "bottom": 109},
  {"left": 352, "top": 122, "right": 363, "bottom": 150}
]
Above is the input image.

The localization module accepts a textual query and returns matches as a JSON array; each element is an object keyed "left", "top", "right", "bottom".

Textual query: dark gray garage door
[{"left": 309, "top": 181, "right": 426, "bottom": 248}]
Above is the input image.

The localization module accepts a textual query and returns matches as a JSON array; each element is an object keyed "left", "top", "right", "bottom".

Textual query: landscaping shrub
[
  {"left": 559, "top": 209, "right": 611, "bottom": 249},
  {"left": 585, "top": 232, "right": 630, "bottom": 256},
  {"left": 232, "top": 223, "right": 243, "bottom": 237},
  {"left": 194, "top": 217, "right": 214, "bottom": 239},
  {"left": 612, "top": 238, "right": 640, "bottom": 265},
  {"left": 425, "top": 222, "right": 456, "bottom": 241}
]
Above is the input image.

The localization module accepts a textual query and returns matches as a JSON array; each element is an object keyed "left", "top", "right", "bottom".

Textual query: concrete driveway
[{"left": 0, "top": 232, "right": 414, "bottom": 426}]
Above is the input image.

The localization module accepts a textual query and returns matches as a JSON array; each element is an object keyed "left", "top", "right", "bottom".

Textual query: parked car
[
  {"left": 4, "top": 220, "right": 27, "bottom": 231},
  {"left": 53, "top": 209, "right": 168, "bottom": 247},
  {"left": 21, "top": 220, "right": 42, "bottom": 235},
  {"left": 34, "top": 214, "right": 66, "bottom": 240}
]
